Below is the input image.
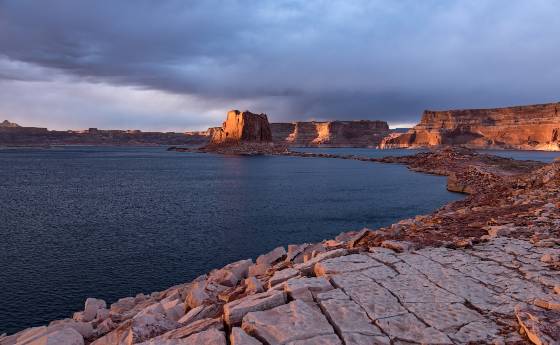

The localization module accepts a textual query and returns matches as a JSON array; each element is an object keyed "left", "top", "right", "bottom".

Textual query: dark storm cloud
[{"left": 0, "top": 0, "right": 559, "bottom": 127}]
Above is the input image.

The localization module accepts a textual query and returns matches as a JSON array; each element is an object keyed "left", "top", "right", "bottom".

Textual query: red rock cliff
[
  {"left": 381, "top": 102, "right": 560, "bottom": 151},
  {"left": 210, "top": 110, "right": 272, "bottom": 145},
  {"left": 270, "top": 120, "right": 389, "bottom": 147}
]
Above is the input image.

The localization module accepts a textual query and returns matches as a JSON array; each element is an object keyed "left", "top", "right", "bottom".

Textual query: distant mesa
[
  {"left": 0, "top": 120, "right": 20, "bottom": 128},
  {"left": 380, "top": 102, "right": 560, "bottom": 151},
  {"left": 209, "top": 110, "right": 272, "bottom": 145},
  {"left": 271, "top": 120, "right": 390, "bottom": 148}
]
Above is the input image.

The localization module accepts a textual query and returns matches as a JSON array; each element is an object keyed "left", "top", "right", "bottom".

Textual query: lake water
[{"left": 0, "top": 146, "right": 464, "bottom": 334}]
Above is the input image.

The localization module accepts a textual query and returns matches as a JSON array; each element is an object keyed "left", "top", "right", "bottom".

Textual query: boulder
[
  {"left": 285, "top": 244, "right": 309, "bottom": 263},
  {"left": 48, "top": 319, "right": 94, "bottom": 339},
  {"left": 293, "top": 249, "right": 348, "bottom": 275},
  {"left": 161, "top": 299, "right": 185, "bottom": 322},
  {"left": 268, "top": 268, "right": 299, "bottom": 288},
  {"left": 82, "top": 298, "right": 107, "bottom": 322},
  {"left": 209, "top": 259, "right": 252, "bottom": 287},
  {"left": 256, "top": 247, "right": 286, "bottom": 266},
  {"left": 185, "top": 281, "right": 211, "bottom": 309},
  {"left": 156, "top": 318, "right": 222, "bottom": 340},
  {"left": 91, "top": 305, "right": 178, "bottom": 345},
  {"left": 248, "top": 264, "right": 269, "bottom": 277},
  {"left": 224, "top": 290, "right": 287, "bottom": 326},
  {"left": 244, "top": 277, "right": 264, "bottom": 294},
  {"left": 284, "top": 277, "right": 333, "bottom": 301},
  {"left": 230, "top": 327, "right": 262, "bottom": 345},
  {"left": 178, "top": 304, "right": 221, "bottom": 325}
]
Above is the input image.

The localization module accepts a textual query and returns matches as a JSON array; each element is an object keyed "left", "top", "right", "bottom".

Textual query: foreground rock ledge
[{"left": 1, "top": 150, "right": 559, "bottom": 345}]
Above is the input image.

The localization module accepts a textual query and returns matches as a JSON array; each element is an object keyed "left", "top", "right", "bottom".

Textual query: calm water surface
[{"left": 0, "top": 146, "right": 463, "bottom": 334}]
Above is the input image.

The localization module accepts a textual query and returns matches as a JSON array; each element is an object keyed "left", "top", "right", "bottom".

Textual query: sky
[{"left": 0, "top": 0, "right": 559, "bottom": 131}]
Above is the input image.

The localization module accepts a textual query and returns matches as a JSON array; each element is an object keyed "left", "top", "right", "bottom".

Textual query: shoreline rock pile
[{"left": 2, "top": 149, "right": 559, "bottom": 345}]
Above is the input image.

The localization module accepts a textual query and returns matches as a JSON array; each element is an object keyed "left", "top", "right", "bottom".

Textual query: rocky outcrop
[
  {"left": 0, "top": 120, "right": 20, "bottom": 128},
  {"left": 381, "top": 102, "right": 560, "bottom": 151},
  {"left": 271, "top": 120, "right": 390, "bottom": 147},
  {"left": 210, "top": 110, "right": 272, "bottom": 145}
]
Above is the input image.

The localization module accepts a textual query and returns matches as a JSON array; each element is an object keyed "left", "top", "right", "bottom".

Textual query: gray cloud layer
[{"left": 0, "top": 0, "right": 559, "bottom": 130}]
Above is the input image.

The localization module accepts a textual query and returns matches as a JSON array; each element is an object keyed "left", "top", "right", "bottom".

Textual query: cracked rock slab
[
  {"left": 138, "top": 328, "right": 226, "bottom": 344},
  {"left": 224, "top": 289, "right": 287, "bottom": 326},
  {"left": 314, "top": 254, "right": 381, "bottom": 276},
  {"left": 319, "top": 297, "right": 390, "bottom": 345},
  {"left": 319, "top": 298, "right": 384, "bottom": 336},
  {"left": 375, "top": 313, "right": 452, "bottom": 344},
  {"left": 284, "top": 334, "right": 342, "bottom": 345},
  {"left": 284, "top": 277, "right": 333, "bottom": 301},
  {"left": 448, "top": 321, "right": 501, "bottom": 344},
  {"left": 403, "top": 302, "right": 484, "bottom": 331},
  {"left": 241, "top": 300, "right": 336, "bottom": 345},
  {"left": 332, "top": 275, "right": 407, "bottom": 320}
]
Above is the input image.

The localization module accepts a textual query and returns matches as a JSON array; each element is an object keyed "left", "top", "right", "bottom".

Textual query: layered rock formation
[
  {"left": 210, "top": 110, "right": 272, "bottom": 145},
  {"left": 0, "top": 116, "right": 394, "bottom": 148},
  {"left": 271, "top": 120, "right": 390, "bottom": 147},
  {"left": 381, "top": 102, "right": 560, "bottom": 151}
]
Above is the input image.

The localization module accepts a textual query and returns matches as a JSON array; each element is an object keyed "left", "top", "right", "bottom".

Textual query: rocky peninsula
[
  {"left": 381, "top": 102, "right": 560, "bottom": 151},
  {"left": 3, "top": 112, "right": 559, "bottom": 345}
]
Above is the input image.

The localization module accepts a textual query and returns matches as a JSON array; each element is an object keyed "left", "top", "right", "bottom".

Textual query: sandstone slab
[
  {"left": 375, "top": 313, "right": 452, "bottom": 344},
  {"left": 241, "top": 300, "right": 335, "bottom": 345},
  {"left": 224, "top": 290, "right": 287, "bottom": 326}
]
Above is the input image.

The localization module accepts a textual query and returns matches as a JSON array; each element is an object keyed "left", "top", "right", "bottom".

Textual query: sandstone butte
[
  {"left": 3, "top": 146, "right": 560, "bottom": 345},
  {"left": 209, "top": 110, "right": 273, "bottom": 145},
  {"left": 381, "top": 102, "right": 560, "bottom": 151}
]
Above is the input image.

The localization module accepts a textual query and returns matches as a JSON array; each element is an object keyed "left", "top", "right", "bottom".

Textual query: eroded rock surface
[
  {"left": 380, "top": 102, "right": 560, "bottom": 150},
  {"left": 270, "top": 120, "right": 390, "bottom": 147}
]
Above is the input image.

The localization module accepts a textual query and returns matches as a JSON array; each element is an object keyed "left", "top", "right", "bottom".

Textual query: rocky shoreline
[{"left": 2, "top": 148, "right": 559, "bottom": 345}]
